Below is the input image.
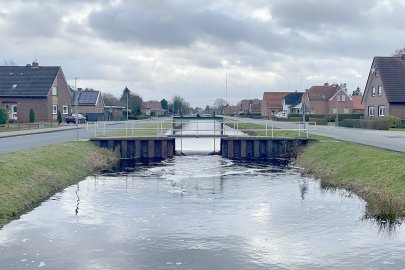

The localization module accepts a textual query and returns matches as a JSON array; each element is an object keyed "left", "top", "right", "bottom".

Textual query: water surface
[{"left": 0, "top": 155, "right": 404, "bottom": 270}]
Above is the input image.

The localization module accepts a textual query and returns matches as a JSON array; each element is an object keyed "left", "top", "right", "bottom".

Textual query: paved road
[
  {"left": 226, "top": 116, "right": 405, "bottom": 153},
  {"left": 0, "top": 119, "right": 166, "bottom": 154}
]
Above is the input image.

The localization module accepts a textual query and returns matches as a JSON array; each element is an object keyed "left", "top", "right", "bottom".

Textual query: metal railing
[{"left": 91, "top": 119, "right": 316, "bottom": 139}]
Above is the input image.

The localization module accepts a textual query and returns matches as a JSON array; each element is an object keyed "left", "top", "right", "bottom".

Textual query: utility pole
[
  {"left": 126, "top": 90, "right": 129, "bottom": 121},
  {"left": 75, "top": 77, "right": 79, "bottom": 141},
  {"left": 335, "top": 85, "right": 339, "bottom": 126}
]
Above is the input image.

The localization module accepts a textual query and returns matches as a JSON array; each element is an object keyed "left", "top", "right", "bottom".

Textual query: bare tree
[
  {"left": 393, "top": 47, "right": 405, "bottom": 56},
  {"left": 213, "top": 98, "right": 226, "bottom": 114},
  {"left": 2, "top": 60, "right": 16, "bottom": 66},
  {"left": 103, "top": 93, "right": 120, "bottom": 106}
]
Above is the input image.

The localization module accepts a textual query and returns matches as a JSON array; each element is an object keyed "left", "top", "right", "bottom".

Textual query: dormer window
[
  {"left": 52, "top": 86, "right": 57, "bottom": 96},
  {"left": 372, "top": 86, "right": 376, "bottom": 96},
  {"left": 12, "top": 84, "right": 17, "bottom": 88}
]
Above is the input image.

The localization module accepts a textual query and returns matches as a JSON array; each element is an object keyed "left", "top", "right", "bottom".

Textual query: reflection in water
[
  {"left": 75, "top": 183, "right": 80, "bottom": 216},
  {"left": 0, "top": 156, "right": 404, "bottom": 270}
]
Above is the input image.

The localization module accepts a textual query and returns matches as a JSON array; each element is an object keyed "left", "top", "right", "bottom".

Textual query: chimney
[
  {"left": 32, "top": 60, "right": 39, "bottom": 68},
  {"left": 324, "top": 82, "right": 329, "bottom": 87}
]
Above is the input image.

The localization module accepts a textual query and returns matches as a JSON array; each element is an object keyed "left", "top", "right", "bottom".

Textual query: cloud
[{"left": 1, "top": 0, "right": 405, "bottom": 107}]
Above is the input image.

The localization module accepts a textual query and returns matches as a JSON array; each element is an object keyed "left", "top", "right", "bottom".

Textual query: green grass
[
  {"left": 0, "top": 123, "right": 58, "bottom": 133},
  {"left": 226, "top": 120, "right": 405, "bottom": 219},
  {"left": 107, "top": 122, "right": 172, "bottom": 137},
  {"left": 225, "top": 122, "right": 329, "bottom": 140},
  {"left": 297, "top": 141, "right": 405, "bottom": 220},
  {"left": 0, "top": 142, "right": 117, "bottom": 227},
  {"left": 389, "top": 127, "right": 405, "bottom": 131}
]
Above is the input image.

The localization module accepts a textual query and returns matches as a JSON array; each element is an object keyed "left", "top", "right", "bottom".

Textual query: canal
[{"left": 0, "top": 121, "right": 404, "bottom": 269}]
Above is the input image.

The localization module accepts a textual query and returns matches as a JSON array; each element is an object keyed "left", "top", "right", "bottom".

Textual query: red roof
[
  {"left": 306, "top": 85, "right": 336, "bottom": 101},
  {"left": 262, "top": 92, "right": 290, "bottom": 110},
  {"left": 352, "top": 96, "right": 364, "bottom": 110}
]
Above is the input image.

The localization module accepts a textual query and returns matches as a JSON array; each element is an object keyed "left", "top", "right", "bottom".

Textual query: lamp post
[
  {"left": 335, "top": 87, "right": 339, "bottom": 126},
  {"left": 126, "top": 90, "right": 129, "bottom": 121},
  {"left": 75, "top": 77, "right": 79, "bottom": 141}
]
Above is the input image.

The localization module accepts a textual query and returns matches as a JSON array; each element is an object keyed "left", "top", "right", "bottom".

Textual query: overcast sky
[{"left": 1, "top": 0, "right": 404, "bottom": 107}]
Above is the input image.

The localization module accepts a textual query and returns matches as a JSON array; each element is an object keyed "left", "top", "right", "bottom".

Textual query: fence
[{"left": 92, "top": 119, "right": 316, "bottom": 139}]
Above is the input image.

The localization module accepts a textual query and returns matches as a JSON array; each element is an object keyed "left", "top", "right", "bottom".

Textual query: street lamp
[
  {"left": 126, "top": 90, "right": 129, "bottom": 121},
  {"left": 75, "top": 77, "right": 79, "bottom": 141},
  {"left": 335, "top": 87, "right": 339, "bottom": 126}
]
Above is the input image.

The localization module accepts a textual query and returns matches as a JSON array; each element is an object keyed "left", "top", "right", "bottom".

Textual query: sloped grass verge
[
  {"left": 0, "top": 142, "right": 117, "bottom": 227},
  {"left": 296, "top": 141, "right": 405, "bottom": 220}
]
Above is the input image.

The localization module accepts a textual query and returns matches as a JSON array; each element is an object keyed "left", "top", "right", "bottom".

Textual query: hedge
[{"left": 341, "top": 119, "right": 390, "bottom": 130}]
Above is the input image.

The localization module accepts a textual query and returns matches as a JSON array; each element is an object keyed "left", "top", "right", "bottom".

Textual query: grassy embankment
[
  {"left": 224, "top": 121, "right": 328, "bottom": 140},
  {"left": 231, "top": 121, "right": 405, "bottom": 219},
  {"left": 0, "top": 142, "right": 117, "bottom": 227},
  {"left": 107, "top": 122, "right": 174, "bottom": 137}
]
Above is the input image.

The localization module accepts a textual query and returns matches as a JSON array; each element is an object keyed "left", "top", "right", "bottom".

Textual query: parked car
[
  {"left": 66, "top": 114, "right": 86, "bottom": 124},
  {"left": 275, "top": 111, "right": 288, "bottom": 118}
]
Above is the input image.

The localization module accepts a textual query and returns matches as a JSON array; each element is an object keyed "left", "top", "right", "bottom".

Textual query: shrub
[
  {"left": 57, "top": 110, "right": 62, "bottom": 125},
  {"left": 384, "top": 115, "right": 401, "bottom": 128},
  {"left": 0, "top": 108, "right": 8, "bottom": 124},
  {"left": 29, "top": 108, "right": 36, "bottom": 123},
  {"left": 341, "top": 119, "right": 390, "bottom": 130}
]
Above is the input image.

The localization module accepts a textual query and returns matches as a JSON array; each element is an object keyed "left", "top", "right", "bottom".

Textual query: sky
[{"left": 1, "top": 0, "right": 405, "bottom": 108}]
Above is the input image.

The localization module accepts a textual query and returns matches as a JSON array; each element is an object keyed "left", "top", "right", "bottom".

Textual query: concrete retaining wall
[
  {"left": 221, "top": 138, "right": 315, "bottom": 160},
  {"left": 90, "top": 137, "right": 175, "bottom": 163}
]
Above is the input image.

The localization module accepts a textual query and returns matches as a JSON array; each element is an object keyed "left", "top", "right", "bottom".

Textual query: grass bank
[
  {"left": 227, "top": 120, "right": 405, "bottom": 219},
  {"left": 108, "top": 122, "right": 172, "bottom": 137},
  {"left": 297, "top": 142, "right": 405, "bottom": 220},
  {"left": 0, "top": 142, "right": 117, "bottom": 227},
  {"left": 224, "top": 121, "right": 327, "bottom": 140}
]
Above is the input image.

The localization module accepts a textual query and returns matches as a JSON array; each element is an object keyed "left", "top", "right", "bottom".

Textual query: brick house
[
  {"left": 0, "top": 61, "right": 72, "bottom": 122},
  {"left": 261, "top": 92, "right": 290, "bottom": 118},
  {"left": 362, "top": 55, "right": 405, "bottom": 120},
  {"left": 142, "top": 100, "right": 164, "bottom": 116},
  {"left": 303, "top": 83, "right": 353, "bottom": 114},
  {"left": 73, "top": 89, "right": 105, "bottom": 114},
  {"left": 352, "top": 96, "right": 364, "bottom": 114},
  {"left": 282, "top": 92, "right": 303, "bottom": 115}
]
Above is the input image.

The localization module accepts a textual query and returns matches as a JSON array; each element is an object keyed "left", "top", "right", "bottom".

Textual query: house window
[
  {"left": 368, "top": 106, "right": 375, "bottom": 116},
  {"left": 377, "top": 86, "right": 382, "bottom": 96},
  {"left": 63, "top": 105, "right": 68, "bottom": 115},
  {"left": 332, "top": 108, "right": 337, "bottom": 114},
  {"left": 337, "top": 95, "right": 341, "bottom": 102},
  {"left": 341, "top": 95, "right": 345, "bottom": 102},
  {"left": 378, "top": 106, "right": 385, "bottom": 116},
  {"left": 372, "top": 87, "right": 376, "bottom": 96},
  {"left": 52, "top": 86, "right": 57, "bottom": 96},
  {"left": 52, "top": 105, "right": 57, "bottom": 115},
  {"left": 344, "top": 107, "right": 349, "bottom": 113}
]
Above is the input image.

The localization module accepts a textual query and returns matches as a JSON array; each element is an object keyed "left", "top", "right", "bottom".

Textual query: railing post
[
  {"left": 197, "top": 120, "right": 199, "bottom": 137},
  {"left": 271, "top": 122, "right": 274, "bottom": 138},
  {"left": 236, "top": 121, "right": 239, "bottom": 138},
  {"left": 103, "top": 121, "right": 106, "bottom": 136},
  {"left": 306, "top": 122, "right": 309, "bottom": 138},
  {"left": 266, "top": 123, "right": 268, "bottom": 137},
  {"left": 94, "top": 121, "right": 97, "bottom": 137},
  {"left": 298, "top": 122, "right": 301, "bottom": 137},
  {"left": 125, "top": 121, "right": 128, "bottom": 138}
]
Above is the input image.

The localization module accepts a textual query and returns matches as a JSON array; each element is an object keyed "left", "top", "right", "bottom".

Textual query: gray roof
[
  {"left": 284, "top": 92, "right": 303, "bottom": 106},
  {"left": 374, "top": 56, "right": 405, "bottom": 103},
  {"left": 0, "top": 65, "right": 60, "bottom": 97},
  {"left": 78, "top": 90, "right": 99, "bottom": 105}
]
